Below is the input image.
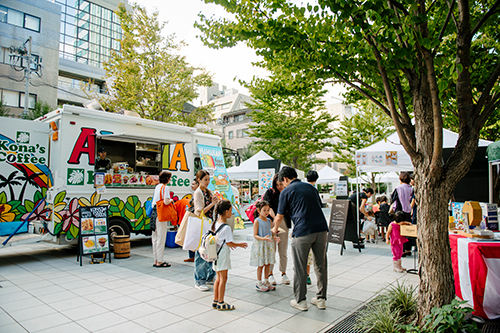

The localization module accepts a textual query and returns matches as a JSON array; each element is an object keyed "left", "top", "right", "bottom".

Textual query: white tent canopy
[
  {"left": 227, "top": 150, "right": 305, "bottom": 180},
  {"left": 356, "top": 129, "right": 492, "bottom": 173},
  {"left": 316, "top": 165, "right": 343, "bottom": 184},
  {"left": 227, "top": 150, "right": 273, "bottom": 180}
]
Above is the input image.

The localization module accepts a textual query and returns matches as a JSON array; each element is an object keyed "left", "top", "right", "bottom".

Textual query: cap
[{"left": 98, "top": 147, "right": 106, "bottom": 153}]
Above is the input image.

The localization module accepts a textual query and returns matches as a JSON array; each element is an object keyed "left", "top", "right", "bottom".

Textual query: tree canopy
[
  {"left": 331, "top": 100, "right": 394, "bottom": 177},
  {"left": 247, "top": 80, "right": 336, "bottom": 170},
  {"left": 96, "top": 3, "right": 213, "bottom": 126},
  {"left": 197, "top": 0, "right": 500, "bottom": 321}
]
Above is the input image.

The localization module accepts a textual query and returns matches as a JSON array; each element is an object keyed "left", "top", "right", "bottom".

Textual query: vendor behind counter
[{"left": 95, "top": 147, "right": 112, "bottom": 172}]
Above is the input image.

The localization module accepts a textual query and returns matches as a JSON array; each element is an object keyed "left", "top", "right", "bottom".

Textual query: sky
[{"left": 133, "top": 0, "right": 346, "bottom": 105}]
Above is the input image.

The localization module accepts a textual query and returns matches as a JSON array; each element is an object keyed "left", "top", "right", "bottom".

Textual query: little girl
[
  {"left": 362, "top": 210, "right": 377, "bottom": 243},
  {"left": 212, "top": 200, "right": 247, "bottom": 311},
  {"left": 386, "top": 211, "right": 412, "bottom": 272},
  {"left": 250, "top": 200, "right": 280, "bottom": 292}
]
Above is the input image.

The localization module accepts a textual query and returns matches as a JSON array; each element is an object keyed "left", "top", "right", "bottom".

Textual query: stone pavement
[{"left": 0, "top": 222, "right": 419, "bottom": 333}]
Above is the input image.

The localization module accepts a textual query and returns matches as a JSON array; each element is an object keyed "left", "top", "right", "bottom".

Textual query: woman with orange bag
[{"left": 151, "top": 170, "right": 173, "bottom": 268}]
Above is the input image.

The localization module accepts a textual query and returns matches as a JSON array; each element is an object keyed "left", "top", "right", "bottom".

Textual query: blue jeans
[{"left": 194, "top": 251, "right": 215, "bottom": 285}]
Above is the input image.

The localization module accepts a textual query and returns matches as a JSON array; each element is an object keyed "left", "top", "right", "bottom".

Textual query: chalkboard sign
[
  {"left": 328, "top": 199, "right": 363, "bottom": 255},
  {"left": 78, "top": 206, "right": 111, "bottom": 266},
  {"left": 328, "top": 200, "right": 350, "bottom": 245}
]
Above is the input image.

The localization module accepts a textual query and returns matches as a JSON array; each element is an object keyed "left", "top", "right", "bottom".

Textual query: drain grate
[
  {"left": 482, "top": 322, "right": 500, "bottom": 333},
  {"left": 323, "top": 304, "right": 368, "bottom": 333}
]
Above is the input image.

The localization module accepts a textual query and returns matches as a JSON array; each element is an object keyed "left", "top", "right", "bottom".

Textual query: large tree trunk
[{"left": 414, "top": 171, "right": 455, "bottom": 321}]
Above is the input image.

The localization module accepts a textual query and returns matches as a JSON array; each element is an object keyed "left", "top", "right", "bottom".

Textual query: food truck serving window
[{"left": 96, "top": 134, "right": 188, "bottom": 188}]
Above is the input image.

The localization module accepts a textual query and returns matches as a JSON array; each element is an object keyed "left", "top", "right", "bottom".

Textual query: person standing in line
[
  {"left": 376, "top": 196, "right": 391, "bottom": 241},
  {"left": 386, "top": 211, "right": 412, "bottom": 272},
  {"left": 272, "top": 167, "right": 329, "bottom": 311},
  {"left": 250, "top": 200, "right": 280, "bottom": 292},
  {"left": 305, "top": 170, "right": 320, "bottom": 285},
  {"left": 348, "top": 187, "right": 374, "bottom": 241},
  {"left": 211, "top": 200, "right": 248, "bottom": 310},
  {"left": 264, "top": 174, "right": 291, "bottom": 285},
  {"left": 391, "top": 172, "right": 414, "bottom": 256},
  {"left": 193, "top": 170, "right": 219, "bottom": 291},
  {"left": 182, "top": 178, "right": 199, "bottom": 262},
  {"left": 151, "top": 170, "right": 173, "bottom": 268}
]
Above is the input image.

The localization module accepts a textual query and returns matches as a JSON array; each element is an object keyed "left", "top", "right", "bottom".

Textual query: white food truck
[{"left": 0, "top": 105, "right": 222, "bottom": 244}]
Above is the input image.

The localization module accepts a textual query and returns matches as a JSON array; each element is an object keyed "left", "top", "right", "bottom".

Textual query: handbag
[
  {"left": 156, "top": 185, "right": 177, "bottom": 222},
  {"left": 175, "top": 211, "right": 198, "bottom": 246},
  {"left": 183, "top": 213, "right": 211, "bottom": 251},
  {"left": 244, "top": 193, "right": 266, "bottom": 223}
]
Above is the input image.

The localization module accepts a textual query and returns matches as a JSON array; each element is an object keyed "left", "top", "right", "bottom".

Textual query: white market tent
[
  {"left": 227, "top": 150, "right": 305, "bottom": 181},
  {"left": 227, "top": 150, "right": 273, "bottom": 180},
  {"left": 355, "top": 129, "right": 492, "bottom": 173},
  {"left": 316, "top": 165, "right": 343, "bottom": 184}
]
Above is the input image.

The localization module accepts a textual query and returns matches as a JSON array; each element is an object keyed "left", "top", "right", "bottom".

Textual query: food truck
[{"left": 0, "top": 105, "right": 222, "bottom": 244}]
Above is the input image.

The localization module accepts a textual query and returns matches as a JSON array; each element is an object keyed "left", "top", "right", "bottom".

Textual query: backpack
[{"left": 198, "top": 224, "right": 229, "bottom": 263}]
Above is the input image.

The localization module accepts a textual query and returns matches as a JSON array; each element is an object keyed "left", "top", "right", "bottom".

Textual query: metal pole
[{"left": 23, "top": 37, "right": 32, "bottom": 117}]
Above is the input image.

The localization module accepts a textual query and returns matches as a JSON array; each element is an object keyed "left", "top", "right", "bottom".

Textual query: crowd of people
[{"left": 151, "top": 167, "right": 416, "bottom": 311}]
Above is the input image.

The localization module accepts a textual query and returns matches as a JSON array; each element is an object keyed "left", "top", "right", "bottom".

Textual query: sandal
[
  {"left": 217, "top": 302, "right": 235, "bottom": 311},
  {"left": 156, "top": 262, "right": 171, "bottom": 268},
  {"left": 212, "top": 300, "right": 218, "bottom": 309}
]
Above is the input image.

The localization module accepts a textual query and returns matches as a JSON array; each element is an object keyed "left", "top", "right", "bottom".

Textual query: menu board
[
  {"left": 78, "top": 206, "right": 111, "bottom": 266},
  {"left": 328, "top": 200, "right": 349, "bottom": 245}
]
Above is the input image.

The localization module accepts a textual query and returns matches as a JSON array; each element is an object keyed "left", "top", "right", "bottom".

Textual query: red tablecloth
[{"left": 449, "top": 233, "right": 500, "bottom": 319}]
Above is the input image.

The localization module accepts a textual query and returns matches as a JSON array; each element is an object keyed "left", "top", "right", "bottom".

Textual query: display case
[{"left": 135, "top": 143, "right": 161, "bottom": 171}]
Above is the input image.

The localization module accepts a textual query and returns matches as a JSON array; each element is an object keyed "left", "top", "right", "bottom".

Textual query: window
[
  {"left": 221, "top": 102, "right": 231, "bottom": 110},
  {"left": 236, "top": 129, "right": 243, "bottom": 138},
  {"left": 228, "top": 131, "right": 233, "bottom": 139},
  {"left": 59, "top": 1, "right": 122, "bottom": 68},
  {"left": 234, "top": 114, "right": 245, "bottom": 122},
  {"left": 242, "top": 128, "right": 249, "bottom": 137},
  {"left": 1, "top": 90, "right": 36, "bottom": 109},
  {"left": 0, "top": 6, "right": 41, "bottom": 32}
]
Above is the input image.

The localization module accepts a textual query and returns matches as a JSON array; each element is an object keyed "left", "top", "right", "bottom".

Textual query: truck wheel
[{"left": 108, "top": 218, "right": 130, "bottom": 244}]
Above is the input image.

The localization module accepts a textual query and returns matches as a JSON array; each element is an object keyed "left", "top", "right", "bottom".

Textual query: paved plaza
[{"left": 0, "top": 215, "right": 419, "bottom": 333}]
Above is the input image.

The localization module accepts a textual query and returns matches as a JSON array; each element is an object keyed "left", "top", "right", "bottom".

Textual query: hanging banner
[{"left": 197, "top": 144, "right": 243, "bottom": 228}]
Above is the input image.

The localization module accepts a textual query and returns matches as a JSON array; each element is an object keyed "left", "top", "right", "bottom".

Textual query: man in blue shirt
[{"left": 272, "top": 167, "right": 329, "bottom": 311}]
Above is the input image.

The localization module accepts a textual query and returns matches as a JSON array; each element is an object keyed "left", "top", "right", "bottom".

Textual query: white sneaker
[
  {"left": 195, "top": 284, "right": 209, "bottom": 291},
  {"left": 290, "top": 299, "right": 308, "bottom": 311},
  {"left": 256, "top": 282, "right": 269, "bottom": 292},
  {"left": 281, "top": 274, "right": 290, "bottom": 285},
  {"left": 264, "top": 280, "right": 276, "bottom": 291},
  {"left": 268, "top": 274, "right": 277, "bottom": 285},
  {"left": 311, "top": 297, "right": 326, "bottom": 309}
]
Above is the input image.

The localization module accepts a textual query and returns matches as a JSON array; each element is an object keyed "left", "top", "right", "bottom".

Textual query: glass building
[{"left": 56, "top": 0, "right": 122, "bottom": 68}]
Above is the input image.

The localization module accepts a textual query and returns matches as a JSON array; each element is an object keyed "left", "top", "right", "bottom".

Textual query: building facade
[
  {"left": 0, "top": 0, "right": 129, "bottom": 116},
  {"left": 0, "top": 0, "right": 60, "bottom": 115}
]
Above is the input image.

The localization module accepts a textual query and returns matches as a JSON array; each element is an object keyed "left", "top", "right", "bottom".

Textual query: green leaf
[
  {"left": 53, "top": 221, "right": 62, "bottom": 235},
  {"left": 0, "top": 192, "right": 6, "bottom": 204},
  {"left": 33, "top": 190, "right": 42, "bottom": 203},
  {"left": 24, "top": 200, "right": 34, "bottom": 214},
  {"left": 54, "top": 191, "right": 66, "bottom": 205},
  {"left": 108, "top": 197, "right": 125, "bottom": 217},
  {"left": 68, "top": 224, "right": 79, "bottom": 239}
]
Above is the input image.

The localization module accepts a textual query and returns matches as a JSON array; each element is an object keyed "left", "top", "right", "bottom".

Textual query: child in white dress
[
  {"left": 212, "top": 200, "right": 247, "bottom": 311},
  {"left": 250, "top": 200, "right": 280, "bottom": 292}
]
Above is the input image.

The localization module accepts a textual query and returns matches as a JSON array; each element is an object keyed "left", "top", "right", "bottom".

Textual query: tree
[
  {"left": 0, "top": 102, "right": 10, "bottom": 117},
  {"left": 94, "top": 3, "right": 213, "bottom": 126},
  {"left": 247, "top": 80, "right": 336, "bottom": 170},
  {"left": 197, "top": 0, "right": 500, "bottom": 321},
  {"left": 21, "top": 101, "right": 53, "bottom": 120},
  {"left": 331, "top": 100, "right": 394, "bottom": 177}
]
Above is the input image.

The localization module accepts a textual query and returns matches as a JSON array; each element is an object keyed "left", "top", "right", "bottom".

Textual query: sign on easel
[
  {"left": 328, "top": 199, "right": 362, "bottom": 255},
  {"left": 78, "top": 206, "right": 111, "bottom": 266}
]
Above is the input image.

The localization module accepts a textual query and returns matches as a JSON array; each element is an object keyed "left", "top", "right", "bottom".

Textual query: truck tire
[{"left": 108, "top": 218, "right": 131, "bottom": 244}]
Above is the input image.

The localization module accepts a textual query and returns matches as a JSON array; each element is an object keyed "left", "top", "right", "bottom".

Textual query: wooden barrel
[{"left": 113, "top": 235, "right": 130, "bottom": 259}]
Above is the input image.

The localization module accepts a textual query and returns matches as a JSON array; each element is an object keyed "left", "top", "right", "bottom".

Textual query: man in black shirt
[
  {"left": 95, "top": 147, "right": 112, "bottom": 172},
  {"left": 349, "top": 188, "right": 374, "bottom": 221},
  {"left": 272, "top": 167, "right": 329, "bottom": 311}
]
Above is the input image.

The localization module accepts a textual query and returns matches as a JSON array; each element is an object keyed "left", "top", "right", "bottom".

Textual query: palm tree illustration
[
  {"left": 0, "top": 171, "right": 21, "bottom": 201},
  {"left": 16, "top": 170, "right": 42, "bottom": 202}
]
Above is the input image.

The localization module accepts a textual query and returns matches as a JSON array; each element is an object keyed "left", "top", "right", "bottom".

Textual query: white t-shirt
[
  {"left": 214, "top": 222, "right": 233, "bottom": 246},
  {"left": 152, "top": 184, "right": 169, "bottom": 207}
]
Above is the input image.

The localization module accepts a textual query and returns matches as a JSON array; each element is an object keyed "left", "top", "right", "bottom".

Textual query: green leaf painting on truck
[
  {"left": 109, "top": 197, "right": 125, "bottom": 217},
  {"left": 0, "top": 192, "right": 6, "bottom": 204}
]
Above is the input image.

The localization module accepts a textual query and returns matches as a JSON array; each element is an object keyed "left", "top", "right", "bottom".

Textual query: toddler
[
  {"left": 386, "top": 211, "right": 412, "bottom": 272},
  {"left": 250, "top": 200, "right": 280, "bottom": 291}
]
